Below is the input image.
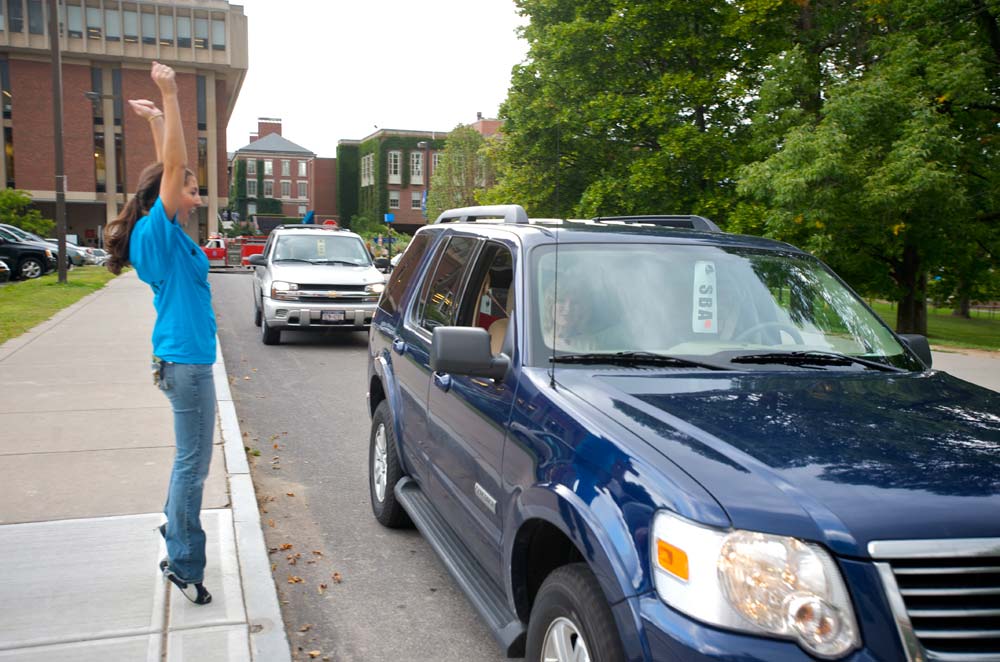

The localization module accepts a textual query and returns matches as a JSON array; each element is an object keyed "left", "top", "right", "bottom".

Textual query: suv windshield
[
  {"left": 273, "top": 234, "right": 371, "bottom": 265},
  {"left": 529, "top": 243, "right": 920, "bottom": 370}
]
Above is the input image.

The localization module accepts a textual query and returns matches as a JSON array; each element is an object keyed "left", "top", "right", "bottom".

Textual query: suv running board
[{"left": 395, "top": 477, "right": 526, "bottom": 657}]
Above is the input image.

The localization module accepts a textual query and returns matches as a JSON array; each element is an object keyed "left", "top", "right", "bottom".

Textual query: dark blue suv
[{"left": 366, "top": 205, "right": 1000, "bottom": 662}]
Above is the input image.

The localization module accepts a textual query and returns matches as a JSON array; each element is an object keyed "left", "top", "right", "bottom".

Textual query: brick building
[
  {"left": 336, "top": 115, "right": 501, "bottom": 234},
  {"left": 228, "top": 117, "right": 337, "bottom": 224},
  {"left": 0, "top": 0, "right": 248, "bottom": 245}
]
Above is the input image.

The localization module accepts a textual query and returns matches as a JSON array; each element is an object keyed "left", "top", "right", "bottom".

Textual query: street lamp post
[{"left": 48, "top": 0, "right": 67, "bottom": 283}]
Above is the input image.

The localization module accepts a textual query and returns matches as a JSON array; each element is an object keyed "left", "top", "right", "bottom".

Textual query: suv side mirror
[
  {"left": 431, "top": 326, "right": 509, "bottom": 380},
  {"left": 899, "top": 334, "right": 932, "bottom": 368},
  {"left": 247, "top": 253, "right": 267, "bottom": 266}
]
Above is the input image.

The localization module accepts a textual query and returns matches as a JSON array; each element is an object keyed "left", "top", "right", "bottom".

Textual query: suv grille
[{"left": 870, "top": 539, "right": 1000, "bottom": 661}]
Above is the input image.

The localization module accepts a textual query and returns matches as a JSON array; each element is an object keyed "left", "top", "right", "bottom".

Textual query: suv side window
[
  {"left": 380, "top": 232, "right": 432, "bottom": 317},
  {"left": 416, "top": 235, "right": 479, "bottom": 332}
]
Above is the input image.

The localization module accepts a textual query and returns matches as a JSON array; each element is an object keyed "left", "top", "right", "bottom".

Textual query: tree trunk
[
  {"left": 952, "top": 295, "right": 971, "bottom": 319},
  {"left": 894, "top": 244, "right": 928, "bottom": 335}
]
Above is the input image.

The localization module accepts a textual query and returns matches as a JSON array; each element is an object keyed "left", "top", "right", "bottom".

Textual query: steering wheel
[{"left": 734, "top": 321, "right": 804, "bottom": 345}]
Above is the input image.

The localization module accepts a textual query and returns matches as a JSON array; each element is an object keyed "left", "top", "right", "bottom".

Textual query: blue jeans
[{"left": 157, "top": 362, "right": 216, "bottom": 583}]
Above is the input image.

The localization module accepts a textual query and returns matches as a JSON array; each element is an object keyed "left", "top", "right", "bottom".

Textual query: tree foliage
[
  {"left": 0, "top": 189, "right": 53, "bottom": 236},
  {"left": 427, "top": 125, "right": 496, "bottom": 222}
]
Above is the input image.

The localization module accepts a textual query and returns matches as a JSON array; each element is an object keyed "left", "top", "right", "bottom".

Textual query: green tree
[
  {"left": 0, "top": 189, "right": 53, "bottom": 236},
  {"left": 426, "top": 125, "right": 496, "bottom": 221}
]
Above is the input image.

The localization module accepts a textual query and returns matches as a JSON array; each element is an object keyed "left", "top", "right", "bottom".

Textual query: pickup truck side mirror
[
  {"left": 431, "top": 326, "right": 509, "bottom": 380},
  {"left": 373, "top": 257, "right": 391, "bottom": 271},
  {"left": 247, "top": 253, "right": 267, "bottom": 266},
  {"left": 899, "top": 334, "right": 932, "bottom": 368}
]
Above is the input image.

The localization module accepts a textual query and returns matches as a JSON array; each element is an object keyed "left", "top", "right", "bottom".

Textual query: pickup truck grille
[{"left": 870, "top": 539, "right": 1000, "bottom": 662}]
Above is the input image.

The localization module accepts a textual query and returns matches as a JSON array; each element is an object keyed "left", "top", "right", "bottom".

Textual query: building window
[
  {"left": 4, "top": 126, "right": 14, "bottom": 188},
  {"left": 280, "top": 180, "right": 290, "bottom": 198},
  {"left": 28, "top": 0, "right": 44, "bottom": 35},
  {"left": 298, "top": 161, "right": 306, "bottom": 177},
  {"left": 246, "top": 178, "right": 257, "bottom": 197},
  {"left": 211, "top": 15, "right": 225, "bottom": 50},
  {"left": 158, "top": 12, "right": 173, "bottom": 46},
  {"left": 111, "top": 68, "right": 122, "bottom": 126},
  {"left": 94, "top": 131, "right": 106, "bottom": 192},
  {"left": 176, "top": 15, "right": 191, "bottom": 47},
  {"left": 114, "top": 132, "right": 124, "bottom": 192},
  {"left": 196, "top": 75, "right": 206, "bottom": 130},
  {"left": 247, "top": 202, "right": 256, "bottom": 215},
  {"left": 7, "top": 0, "right": 22, "bottom": 32},
  {"left": 387, "top": 150, "right": 401, "bottom": 184},
  {"left": 0, "top": 60, "right": 9, "bottom": 119},
  {"left": 432, "top": 152, "right": 442, "bottom": 170},
  {"left": 123, "top": 9, "right": 138, "bottom": 42},
  {"left": 297, "top": 181, "right": 307, "bottom": 198},
  {"left": 263, "top": 180, "right": 273, "bottom": 197},
  {"left": 67, "top": 4, "right": 83, "bottom": 38},
  {"left": 197, "top": 137, "right": 207, "bottom": 195},
  {"left": 411, "top": 191, "right": 422, "bottom": 210},
  {"left": 246, "top": 158, "right": 256, "bottom": 176},
  {"left": 105, "top": 8, "right": 121, "bottom": 41},
  {"left": 141, "top": 10, "right": 155, "bottom": 44},
  {"left": 281, "top": 159, "right": 290, "bottom": 176},
  {"left": 89, "top": 67, "right": 103, "bottom": 123},
  {"left": 264, "top": 160, "right": 272, "bottom": 176},
  {"left": 297, "top": 205, "right": 306, "bottom": 216},
  {"left": 410, "top": 152, "right": 423, "bottom": 185},
  {"left": 194, "top": 16, "right": 207, "bottom": 48},
  {"left": 361, "top": 153, "right": 373, "bottom": 187},
  {"left": 388, "top": 190, "right": 400, "bottom": 209}
]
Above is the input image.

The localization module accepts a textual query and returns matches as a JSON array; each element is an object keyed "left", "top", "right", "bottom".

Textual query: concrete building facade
[{"left": 0, "top": 0, "right": 248, "bottom": 245}]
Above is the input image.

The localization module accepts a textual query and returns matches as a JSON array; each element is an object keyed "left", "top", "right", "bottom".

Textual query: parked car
[
  {"left": 248, "top": 224, "right": 387, "bottom": 345},
  {"left": 0, "top": 227, "right": 57, "bottom": 279},
  {"left": 0, "top": 259, "right": 10, "bottom": 283},
  {"left": 366, "top": 205, "right": 999, "bottom": 662},
  {"left": 89, "top": 247, "right": 109, "bottom": 266},
  {"left": 0, "top": 224, "right": 83, "bottom": 267},
  {"left": 42, "top": 237, "right": 88, "bottom": 266}
]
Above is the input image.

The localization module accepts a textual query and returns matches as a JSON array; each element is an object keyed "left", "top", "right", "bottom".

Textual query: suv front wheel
[
  {"left": 261, "top": 317, "right": 280, "bottom": 345},
  {"left": 525, "top": 564, "right": 625, "bottom": 662},
  {"left": 369, "top": 400, "right": 411, "bottom": 528}
]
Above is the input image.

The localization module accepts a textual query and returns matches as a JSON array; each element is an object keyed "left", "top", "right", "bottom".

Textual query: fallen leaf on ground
[
  {"left": 267, "top": 519, "right": 275, "bottom": 527},
  {"left": 318, "top": 583, "right": 327, "bottom": 593},
  {"left": 312, "top": 550, "right": 323, "bottom": 556},
  {"left": 286, "top": 492, "right": 295, "bottom": 497},
  {"left": 287, "top": 575, "right": 304, "bottom": 584},
  {"left": 307, "top": 652, "right": 321, "bottom": 659},
  {"left": 332, "top": 572, "right": 342, "bottom": 583},
  {"left": 280, "top": 543, "right": 293, "bottom": 551},
  {"left": 243, "top": 376, "right": 251, "bottom": 380},
  {"left": 298, "top": 624, "right": 312, "bottom": 632}
]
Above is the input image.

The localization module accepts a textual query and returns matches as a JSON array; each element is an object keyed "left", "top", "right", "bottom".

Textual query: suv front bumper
[{"left": 262, "top": 296, "right": 376, "bottom": 329}]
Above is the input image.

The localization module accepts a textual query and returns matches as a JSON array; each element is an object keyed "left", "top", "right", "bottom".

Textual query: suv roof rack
[
  {"left": 434, "top": 205, "right": 530, "bottom": 225},
  {"left": 592, "top": 215, "right": 722, "bottom": 232},
  {"left": 273, "top": 224, "right": 348, "bottom": 232}
]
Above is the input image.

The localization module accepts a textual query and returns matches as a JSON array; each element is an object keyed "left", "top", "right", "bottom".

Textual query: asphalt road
[{"left": 210, "top": 270, "right": 510, "bottom": 662}]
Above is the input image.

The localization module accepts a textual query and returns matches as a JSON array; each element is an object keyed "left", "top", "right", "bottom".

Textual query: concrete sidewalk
[{"left": 0, "top": 271, "right": 289, "bottom": 662}]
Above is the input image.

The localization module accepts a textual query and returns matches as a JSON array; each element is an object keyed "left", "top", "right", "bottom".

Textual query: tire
[
  {"left": 368, "top": 400, "right": 411, "bottom": 528},
  {"left": 18, "top": 257, "right": 43, "bottom": 280},
  {"left": 253, "top": 301, "right": 262, "bottom": 327},
  {"left": 525, "top": 564, "right": 625, "bottom": 662},
  {"left": 261, "top": 317, "right": 280, "bottom": 345}
]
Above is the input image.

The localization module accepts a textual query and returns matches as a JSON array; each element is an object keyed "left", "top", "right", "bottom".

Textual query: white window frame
[
  {"left": 263, "top": 160, "right": 273, "bottom": 176},
  {"left": 247, "top": 202, "right": 257, "bottom": 215},
  {"left": 297, "top": 205, "right": 307, "bottom": 216},
  {"left": 246, "top": 158, "right": 256, "bottom": 176},
  {"left": 297, "top": 181, "right": 307, "bottom": 199},
  {"left": 411, "top": 191, "right": 422, "bottom": 210},
  {"left": 246, "top": 179, "right": 257, "bottom": 197},
  {"left": 387, "top": 150, "right": 401, "bottom": 185},
  {"left": 432, "top": 152, "right": 441, "bottom": 170},
  {"left": 281, "top": 159, "right": 290, "bottom": 177},
  {"left": 263, "top": 180, "right": 273, "bottom": 197},
  {"left": 280, "top": 180, "right": 291, "bottom": 199},
  {"left": 388, "top": 190, "right": 400, "bottom": 209},
  {"left": 361, "top": 153, "right": 374, "bottom": 187},
  {"left": 410, "top": 152, "right": 423, "bottom": 185},
  {"left": 298, "top": 161, "right": 307, "bottom": 177}
]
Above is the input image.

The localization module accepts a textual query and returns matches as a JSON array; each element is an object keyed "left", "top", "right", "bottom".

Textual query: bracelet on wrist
[{"left": 147, "top": 113, "right": 163, "bottom": 122}]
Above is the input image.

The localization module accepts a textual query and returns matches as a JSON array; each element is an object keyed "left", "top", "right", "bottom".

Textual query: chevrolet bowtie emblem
[{"left": 327, "top": 291, "right": 339, "bottom": 298}]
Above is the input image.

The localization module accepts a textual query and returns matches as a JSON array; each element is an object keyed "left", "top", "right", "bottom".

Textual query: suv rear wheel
[
  {"left": 525, "top": 564, "right": 625, "bottom": 662},
  {"left": 18, "top": 256, "right": 43, "bottom": 279},
  {"left": 369, "top": 400, "right": 411, "bottom": 528}
]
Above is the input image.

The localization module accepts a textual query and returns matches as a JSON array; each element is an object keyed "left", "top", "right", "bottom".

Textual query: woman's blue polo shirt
[{"left": 130, "top": 197, "right": 217, "bottom": 364}]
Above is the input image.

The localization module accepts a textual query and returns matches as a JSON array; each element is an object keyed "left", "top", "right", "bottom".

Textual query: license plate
[{"left": 321, "top": 311, "right": 345, "bottom": 322}]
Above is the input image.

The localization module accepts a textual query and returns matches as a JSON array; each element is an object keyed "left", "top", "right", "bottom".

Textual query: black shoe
[{"left": 161, "top": 563, "right": 212, "bottom": 605}]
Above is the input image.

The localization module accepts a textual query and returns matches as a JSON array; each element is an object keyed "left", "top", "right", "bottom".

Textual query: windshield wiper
[
  {"left": 312, "top": 259, "right": 361, "bottom": 266},
  {"left": 730, "top": 350, "right": 902, "bottom": 372},
  {"left": 550, "top": 351, "right": 729, "bottom": 371},
  {"left": 273, "top": 258, "right": 313, "bottom": 263}
]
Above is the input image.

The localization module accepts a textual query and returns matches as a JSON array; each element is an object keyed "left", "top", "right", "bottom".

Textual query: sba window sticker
[{"left": 692, "top": 261, "right": 717, "bottom": 334}]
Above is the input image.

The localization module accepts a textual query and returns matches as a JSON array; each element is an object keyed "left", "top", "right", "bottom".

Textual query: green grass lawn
[
  {"left": 867, "top": 300, "right": 1000, "bottom": 351},
  {"left": 0, "top": 266, "right": 119, "bottom": 345}
]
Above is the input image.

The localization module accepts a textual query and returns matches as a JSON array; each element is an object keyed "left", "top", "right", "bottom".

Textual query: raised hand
[
  {"left": 150, "top": 60, "right": 177, "bottom": 95},
  {"left": 127, "top": 99, "right": 162, "bottom": 121}
]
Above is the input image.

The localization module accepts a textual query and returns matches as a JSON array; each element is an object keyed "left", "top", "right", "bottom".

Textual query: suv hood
[
  {"left": 557, "top": 369, "right": 1000, "bottom": 557},
  {"left": 269, "top": 262, "right": 383, "bottom": 286}
]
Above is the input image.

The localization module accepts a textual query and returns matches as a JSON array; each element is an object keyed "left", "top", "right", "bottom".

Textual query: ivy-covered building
[
  {"left": 337, "top": 129, "right": 446, "bottom": 234},
  {"left": 229, "top": 118, "right": 337, "bottom": 223}
]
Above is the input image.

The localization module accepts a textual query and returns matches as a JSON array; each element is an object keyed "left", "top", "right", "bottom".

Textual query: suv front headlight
[
  {"left": 651, "top": 511, "right": 859, "bottom": 659},
  {"left": 271, "top": 281, "right": 298, "bottom": 300}
]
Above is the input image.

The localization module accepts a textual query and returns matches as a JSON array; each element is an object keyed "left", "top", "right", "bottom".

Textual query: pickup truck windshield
[
  {"left": 529, "top": 243, "right": 921, "bottom": 371},
  {"left": 274, "top": 235, "right": 371, "bottom": 266}
]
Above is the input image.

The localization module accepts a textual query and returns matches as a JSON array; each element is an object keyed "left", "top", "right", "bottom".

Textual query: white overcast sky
[{"left": 225, "top": 0, "right": 530, "bottom": 157}]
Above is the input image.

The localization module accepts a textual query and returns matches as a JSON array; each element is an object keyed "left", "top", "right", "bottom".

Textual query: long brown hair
[{"left": 105, "top": 163, "right": 195, "bottom": 275}]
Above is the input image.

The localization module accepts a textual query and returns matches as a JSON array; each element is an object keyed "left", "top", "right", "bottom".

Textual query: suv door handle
[
  {"left": 433, "top": 372, "right": 452, "bottom": 392},
  {"left": 392, "top": 339, "right": 406, "bottom": 355}
]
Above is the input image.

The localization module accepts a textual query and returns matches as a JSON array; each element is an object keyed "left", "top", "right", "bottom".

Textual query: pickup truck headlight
[
  {"left": 365, "top": 282, "right": 385, "bottom": 295},
  {"left": 651, "top": 511, "right": 859, "bottom": 659},
  {"left": 271, "top": 281, "right": 298, "bottom": 300}
]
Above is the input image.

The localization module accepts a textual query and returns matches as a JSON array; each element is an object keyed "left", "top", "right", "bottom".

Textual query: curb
[{"left": 214, "top": 339, "right": 291, "bottom": 662}]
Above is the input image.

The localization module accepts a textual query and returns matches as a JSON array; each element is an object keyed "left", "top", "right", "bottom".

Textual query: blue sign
[{"left": 384, "top": 213, "right": 395, "bottom": 224}]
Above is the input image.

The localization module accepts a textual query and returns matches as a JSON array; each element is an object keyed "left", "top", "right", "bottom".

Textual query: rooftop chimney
[
  {"left": 257, "top": 117, "right": 282, "bottom": 140},
  {"left": 249, "top": 131, "right": 258, "bottom": 143},
  {"left": 476, "top": 111, "right": 483, "bottom": 121}
]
